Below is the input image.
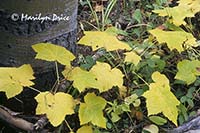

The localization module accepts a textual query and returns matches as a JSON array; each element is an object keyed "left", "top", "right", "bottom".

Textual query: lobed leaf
[
  {"left": 63, "top": 62, "right": 124, "bottom": 93},
  {"left": 143, "top": 72, "right": 180, "bottom": 125},
  {"left": 77, "top": 125, "right": 93, "bottom": 133},
  {"left": 79, "top": 93, "right": 107, "bottom": 128},
  {"left": 175, "top": 60, "right": 200, "bottom": 85},
  {"left": 149, "top": 28, "right": 196, "bottom": 52},
  {"left": 63, "top": 67, "right": 99, "bottom": 92},
  {"left": 153, "top": 0, "right": 200, "bottom": 26},
  {"left": 124, "top": 51, "right": 141, "bottom": 65},
  {"left": 35, "top": 92, "right": 75, "bottom": 127},
  {"left": 78, "top": 31, "right": 131, "bottom": 51},
  {"left": 90, "top": 62, "right": 124, "bottom": 92},
  {"left": 0, "top": 64, "right": 35, "bottom": 98},
  {"left": 32, "top": 43, "right": 75, "bottom": 67}
]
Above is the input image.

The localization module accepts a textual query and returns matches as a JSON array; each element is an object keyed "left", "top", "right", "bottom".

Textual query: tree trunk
[
  {"left": 0, "top": 0, "right": 78, "bottom": 73},
  {"left": 0, "top": 1, "right": 78, "bottom": 129}
]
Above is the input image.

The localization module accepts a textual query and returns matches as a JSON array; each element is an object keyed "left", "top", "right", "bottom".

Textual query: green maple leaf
[
  {"left": 32, "top": 43, "right": 75, "bottom": 67},
  {"left": 35, "top": 92, "right": 75, "bottom": 127},
  {"left": 143, "top": 72, "right": 180, "bottom": 125},
  {"left": 0, "top": 64, "right": 35, "bottom": 98},
  {"left": 79, "top": 93, "right": 107, "bottom": 128},
  {"left": 175, "top": 60, "right": 200, "bottom": 85},
  {"left": 149, "top": 28, "right": 196, "bottom": 52}
]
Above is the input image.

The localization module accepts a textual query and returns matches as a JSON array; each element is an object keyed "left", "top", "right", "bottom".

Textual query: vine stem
[
  {"left": 132, "top": 71, "right": 149, "bottom": 86},
  {"left": 55, "top": 61, "right": 60, "bottom": 85},
  {"left": 64, "top": 120, "right": 73, "bottom": 132},
  {"left": 28, "top": 86, "right": 41, "bottom": 93}
]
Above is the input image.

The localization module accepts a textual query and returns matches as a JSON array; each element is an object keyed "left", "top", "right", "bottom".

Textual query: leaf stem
[
  {"left": 28, "top": 86, "right": 41, "bottom": 93},
  {"left": 132, "top": 71, "right": 149, "bottom": 86},
  {"left": 55, "top": 61, "right": 60, "bottom": 85},
  {"left": 64, "top": 120, "right": 73, "bottom": 132}
]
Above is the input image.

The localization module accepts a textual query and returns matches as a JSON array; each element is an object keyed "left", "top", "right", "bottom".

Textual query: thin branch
[{"left": 0, "top": 105, "right": 48, "bottom": 132}]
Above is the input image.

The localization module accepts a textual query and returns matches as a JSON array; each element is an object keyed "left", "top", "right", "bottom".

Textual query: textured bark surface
[{"left": 0, "top": 0, "right": 78, "bottom": 73}]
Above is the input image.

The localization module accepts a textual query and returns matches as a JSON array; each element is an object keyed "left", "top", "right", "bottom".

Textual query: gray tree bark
[{"left": 0, "top": 0, "right": 78, "bottom": 73}]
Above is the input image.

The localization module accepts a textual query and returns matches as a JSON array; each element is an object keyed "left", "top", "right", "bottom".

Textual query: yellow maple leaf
[
  {"left": 78, "top": 31, "right": 131, "bottom": 51},
  {"left": 149, "top": 28, "right": 196, "bottom": 52},
  {"left": 0, "top": 64, "right": 35, "bottom": 98},
  {"left": 63, "top": 62, "right": 124, "bottom": 93},
  {"left": 77, "top": 125, "right": 93, "bottom": 133},
  {"left": 35, "top": 92, "right": 75, "bottom": 127},
  {"left": 79, "top": 93, "right": 107, "bottom": 128},
  {"left": 124, "top": 51, "right": 141, "bottom": 65},
  {"left": 32, "top": 43, "right": 75, "bottom": 67},
  {"left": 153, "top": 0, "right": 200, "bottom": 26},
  {"left": 175, "top": 60, "right": 200, "bottom": 85},
  {"left": 143, "top": 72, "right": 180, "bottom": 126},
  {"left": 178, "top": 0, "right": 200, "bottom": 14},
  {"left": 63, "top": 67, "right": 99, "bottom": 92},
  {"left": 90, "top": 62, "right": 124, "bottom": 92}
]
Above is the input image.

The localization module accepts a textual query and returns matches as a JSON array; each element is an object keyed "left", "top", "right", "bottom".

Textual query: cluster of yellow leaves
[
  {"left": 153, "top": 0, "right": 200, "bottom": 26},
  {"left": 63, "top": 62, "right": 124, "bottom": 92},
  {"left": 35, "top": 92, "right": 75, "bottom": 127},
  {"left": 143, "top": 72, "right": 180, "bottom": 125},
  {"left": 149, "top": 28, "right": 196, "bottom": 52},
  {"left": 0, "top": 64, "right": 35, "bottom": 98}
]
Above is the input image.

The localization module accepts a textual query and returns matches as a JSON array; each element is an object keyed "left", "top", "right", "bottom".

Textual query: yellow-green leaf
[
  {"left": 175, "top": 60, "right": 200, "bottom": 85},
  {"left": 78, "top": 31, "right": 131, "bottom": 51},
  {"left": 32, "top": 43, "right": 75, "bottom": 67},
  {"left": 63, "top": 67, "right": 99, "bottom": 92},
  {"left": 149, "top": 28, "right": 196, "bottom": 52},
  {"left": 79, "top": 93, "right": 107, "bottom": 128},
  {"left": 35, "top": 92, "right": 75, "bottom": 127},
  {"left": 77, "top": 125, "right": 93, "bottom": 133},
  {"left": 0, "top": 64, "right": 35, "bottom": 98},
  {"left": 90, "top": 62, "right": 124, "bottom": 92},
  {"left": 153, "top": 0, "right": 200, "bottom": 26},
  {"left": 143, "top": 124, "right": 159, "bottom": 133},
  {"left": 143, "top": 72, "right": 180, "bottom": 125},
  {"left": 124, "top": 51, "right": 141, "bottom": 65},
  {"left": 62, "top": 62, "right": 124, "bottom": 93}
]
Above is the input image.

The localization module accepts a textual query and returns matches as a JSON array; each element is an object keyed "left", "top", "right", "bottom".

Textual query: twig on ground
[{"left": 0, "top": 105, "right": 49, "bottom": 132}]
